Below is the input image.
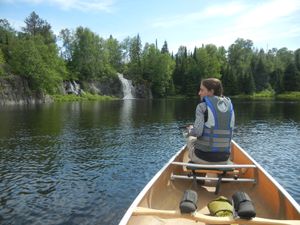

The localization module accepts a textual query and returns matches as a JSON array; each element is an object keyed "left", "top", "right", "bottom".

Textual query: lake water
[{"left": 0, "top": 99, "right": 299, "bottom": 225}]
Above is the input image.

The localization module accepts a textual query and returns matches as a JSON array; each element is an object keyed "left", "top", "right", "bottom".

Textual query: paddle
[{"left": 133, "top": 207, "right": 300, "bottom": 225}]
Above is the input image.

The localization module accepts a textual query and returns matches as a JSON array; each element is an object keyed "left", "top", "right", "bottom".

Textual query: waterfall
[
  {"left": 117, "top": 73, "right": 135, "bottom": 99},
  {"left": 65, "top": 81, "right": 81, "bottom": 95}
]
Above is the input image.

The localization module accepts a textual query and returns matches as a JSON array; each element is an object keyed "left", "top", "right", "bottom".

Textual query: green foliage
[
  {"left": 276, "top": 92, "right": 300, "bottom": 100},
  {"left": 161, "top": 41, "right": 169, "bottom": 54},
  {"left": 59, "top": 28, "right": 74, "bottom": 63},
  {"left": 173, "top": 44, "right": 222, "bottom": 96},
  {"left": 0, "top": 19, "right": 17, "bottom": 65},
  {"left": 173, "top": 46, "right": 188, "bottom": 94},
  {"left": 52, "top": 93, "right": 117, "bottom": 102},
  {"left": 22, "top": 11, "right": 55, "bottom": 44},
  {"left": 253, "top": 89, "right": 275, "bottom": 98},
  {"left": 70, "top": 27, "right": 114, "bottom": 81},
  {"left": 295, "top": 49, "right": 300, "bottom": 71},
  {"left": 142, "top": 43, "right": 175, "bottom": 97},
  {"left": 221, "top": 66, "right": 238, "bottom": 95},
  {"left": 0, "top": 48, "right": 5, "bottom": 76},
  {"left": 243, "top": 72, "right": 255, "bottom": 94},
  {"left": 105, "top": 35, "right": 123, "bottom": 72},
  {"left": 204, "top": 44, "right": 222, "bottom": 78},
  {"left": 252, "top": 50, "right": 270, "bottom": 92},
  {"left": 9, "top": 35, "right": 66, "bottom": 93},
  {"left": 1, "top": 12, "right": 300, "bottom": 100},
  {"left": 284, "top": 62, "right": 300, "bottom": 91},
  {"left": 127, "top": 34, "right": 142, "bottom": 81},
  {"left": 227, "top": 38, "right": 254, "bottom": 94}
]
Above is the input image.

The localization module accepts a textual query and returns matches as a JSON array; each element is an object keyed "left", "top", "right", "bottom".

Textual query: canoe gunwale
[
  {"left": 119, "top": 141, "right": 300, "bottom": 225},
  {"left": 232, "top": 140, "right": 300, "bottom": 214},
  {"left": 118, "top": 145, "right": 187, "bottom": 225}
]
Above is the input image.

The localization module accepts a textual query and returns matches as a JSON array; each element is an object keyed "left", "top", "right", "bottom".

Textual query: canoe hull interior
[{"left": 120, "top": 141, "right": 300, "bottom": 225}]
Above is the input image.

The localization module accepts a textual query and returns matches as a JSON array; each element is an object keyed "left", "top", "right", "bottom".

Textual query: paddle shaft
[{"left": 133, "top": 207, "right": 300, "bottom": 225}]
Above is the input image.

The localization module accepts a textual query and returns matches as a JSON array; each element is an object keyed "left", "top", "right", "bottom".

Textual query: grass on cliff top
[
  {"left": 276, "top": 92, "right": 300, "bottom": 100},
  {"left": 231, "top": 90, "right": 300, "bottom": 100},
  {"left": 231, "top": 90, "right": 275, "bottom": 99},
  {"left": 52, "top": 93, "right": 118, "bottom": 102}
]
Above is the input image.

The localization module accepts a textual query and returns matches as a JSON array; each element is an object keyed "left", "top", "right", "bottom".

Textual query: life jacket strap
[
  {"left": 201, "top": 137, "right": 231, "bottom": 143},
  {"left": 204, "top": 128, "right": 231, "bottom": 135},
  {"left": 195, "top": 140, "right": 231, "bottom": 148}
]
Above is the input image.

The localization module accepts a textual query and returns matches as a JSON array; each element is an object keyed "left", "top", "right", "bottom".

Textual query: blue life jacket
[{"left": 194, "top": 96, "right": 234, "bottom": 154}]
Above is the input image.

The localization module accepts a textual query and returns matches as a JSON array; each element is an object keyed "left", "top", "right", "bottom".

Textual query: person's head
[{"left": 198, "top": 78, "right": 223, "bottom": 98}]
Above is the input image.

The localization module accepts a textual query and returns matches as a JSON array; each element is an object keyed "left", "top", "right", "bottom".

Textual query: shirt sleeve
[{"left": 189, "top": 103, "right": 206, "bottom": 137}]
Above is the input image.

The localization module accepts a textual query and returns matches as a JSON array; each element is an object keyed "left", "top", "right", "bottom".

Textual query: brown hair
[{"left": 201, "top": 78, "right": 223, "bottom": 96}]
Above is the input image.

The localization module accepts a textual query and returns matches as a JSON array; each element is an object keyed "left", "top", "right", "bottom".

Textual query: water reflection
[
  {"left": 120, "top": 100, "right": 134, "bottom": 128},
  {"left": 0, "top": 99, "right": 299, "bottom": 225}
]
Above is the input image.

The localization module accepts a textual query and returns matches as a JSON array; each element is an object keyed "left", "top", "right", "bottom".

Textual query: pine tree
[
  {"left": 128, "top": 34, "right": 142, "bottom": 80},
  {"left": 284, "top": 62, "right": 300, "bottom": 91},
  {"left": 253, "top": 57, "right": 269, "bottom": 92},
  {"left": 161, "top": 40, "right": 169, "bottom": 54},
  {"left": 22, "top": 11, "right": 55, "bottom": 44},
  {"left": 221, "top": 66, "right": 238, "bottom": 96},
  {"left": 295, "top": 48, "right": 300, "bottom": 71}
]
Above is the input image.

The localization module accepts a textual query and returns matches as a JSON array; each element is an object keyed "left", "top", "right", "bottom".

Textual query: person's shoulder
[
  {"left": 222, "top": 96, "right": 233, "bottom": 104},
  {"left": 220, "top": 95, "right": 231, "bottom": 100}
]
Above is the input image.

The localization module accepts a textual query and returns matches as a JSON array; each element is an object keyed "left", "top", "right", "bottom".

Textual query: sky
[{"left": 1, "top": 0, "right": 300, "bottom": 53}]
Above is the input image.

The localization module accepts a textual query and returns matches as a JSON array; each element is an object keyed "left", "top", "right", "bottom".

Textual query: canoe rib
[{"left": 133, "top": 207, "right": 300, "bottom": 225}]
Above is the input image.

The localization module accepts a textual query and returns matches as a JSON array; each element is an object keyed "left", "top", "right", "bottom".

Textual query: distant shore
[
  {"left": 51, "top": 93, "right": 118, "bottom": 102},
  {"left": 166, "top": 91, "right": 300, "bottom": 101},
  {"left": 230, "top": 91, "right": 300, "bottom": 100}
]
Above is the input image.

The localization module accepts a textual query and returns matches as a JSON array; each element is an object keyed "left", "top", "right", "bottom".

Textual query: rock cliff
[
  {"left": 0, "top": 75, "right": 152, "bottom": 105},
  {"left": 0, "top": 75, "right": 52, "bottom": 105}
]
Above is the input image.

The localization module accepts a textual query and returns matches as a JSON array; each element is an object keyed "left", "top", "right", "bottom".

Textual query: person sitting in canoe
[{"left": 187, "top": 78, "right": 235, "bottom": 164}]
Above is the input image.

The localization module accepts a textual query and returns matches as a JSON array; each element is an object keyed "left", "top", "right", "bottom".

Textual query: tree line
[{"left": 1, "top": 12, "right": 300, "bottom": 97}]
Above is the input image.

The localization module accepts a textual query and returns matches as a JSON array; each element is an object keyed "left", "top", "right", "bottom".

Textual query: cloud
[
  {"left": 234, "top": 0, "right": 300, "bottom": 29},
  {"left": 152, "top": 2, "right": 246, "bottom": 28},
  {"left": 180, "top": 0, "right": 300, "bottom": 50},
  {"left": 52, "top": 0, "right": 115, "bottom": 12},
  {"left": 2, "top": 0, "right": 116, "bottom": 12}
]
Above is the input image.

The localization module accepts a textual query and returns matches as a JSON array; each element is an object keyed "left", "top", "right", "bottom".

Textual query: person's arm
[{"left": 188, "top": 103, "right": 206, "bottom": 137}]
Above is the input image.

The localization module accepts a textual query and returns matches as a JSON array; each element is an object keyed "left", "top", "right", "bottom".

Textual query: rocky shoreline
[{"left": 0, "top": 75, "right": 152, "bottom": 105}]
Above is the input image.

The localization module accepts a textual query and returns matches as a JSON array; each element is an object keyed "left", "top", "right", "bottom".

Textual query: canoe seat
[
  {"left": 171, "top": 161, "right": 256, "bottom": 193},
  {"left": 186, "top": 160, "right": 235, "bottom": 173},
  {"left": 186, "top": 161, "right": 237, "bottom": 195}
]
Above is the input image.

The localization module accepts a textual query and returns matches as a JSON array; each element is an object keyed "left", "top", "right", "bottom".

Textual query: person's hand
[{"left": 186, "top": 125, "right": 193, "bottom": 133}]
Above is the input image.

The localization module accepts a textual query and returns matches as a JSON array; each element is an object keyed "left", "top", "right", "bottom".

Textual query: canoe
[{"left": 119, "top": 140, "right": 300, "bottom": 225}]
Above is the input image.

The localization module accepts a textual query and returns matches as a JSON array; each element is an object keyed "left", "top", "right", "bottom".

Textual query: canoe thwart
[
  {"left": 171, "top": 173, "right": 256, "bottom": 183},
  {"left": 171, "top": 162, "right": 257, "bottom": 194},
  {"left": 171, "top": 173, "right": 256, "bottom": 195},
  {"left": 133, "top": 207, "right": 300, "bottom": 225},
  {"left": 119, "top": 144, "right": 300, "bottom": 225}
]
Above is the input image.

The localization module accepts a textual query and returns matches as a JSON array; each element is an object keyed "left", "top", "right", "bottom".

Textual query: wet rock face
[
  {"left": 0, "top": 75, "right": 153, "bottom": 105},
  {"left": 0, "top": 76, "right": 52, "bottom": 105},
  {"left": 81, "top": 77, "right": 152, "bottom": 99},
  {"left": 81, "top": 77, "right": 123, "bottom": 98}
]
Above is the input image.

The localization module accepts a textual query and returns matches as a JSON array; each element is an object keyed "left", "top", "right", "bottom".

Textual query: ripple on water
[
  {"left": 1, "top": 101, "right": 299, "bottom": 225},
  {"left": 235, "top": 120, "right": 300, "bottom": 203}
]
